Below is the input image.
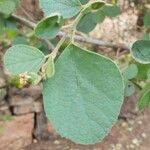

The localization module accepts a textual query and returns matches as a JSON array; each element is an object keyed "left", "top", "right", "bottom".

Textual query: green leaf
[
  {"left": 12, "top": 36, "right": 28, "bottom": 45},
  {"left": 124, "top": 80, "right": 135, "bottom": 97},
  {"left": 148, "top": 69, "right": 150, "bottom": 80},
  {"left": 142, "top": 33, "right": 150, "bottom": 40},
  {"left": 136, "top": 63, "right": 150, "bottom": 80},
  {"left": 123, "top": 64, "right": 138, "bottom": 80},
  {"left": 102, "top": 4, "right": 120, "bottom": 17},
  {"left": 39, "top": 0, "right": 82, "bottom": 18},
  {"left": 34, "top": 14, "right": 63, "bottom": 39},
  {"left": 45, "top": 56, "right": 55, "bottom": 78},
  {"left": 138, "top": 83, "right": 150, "bottom": 110},
  {"left": 80, "top": 0, "right": 89, "bottom": 4},
  {"left": 28, "top": 72, "right": 42, "bottom": 85},
  {"left": 43, "top": 44, "right": 124, "bottom": 144},
  {"left": 4, "top": 45, "right": 45, "bottom": 74},
  {"left": 77, "top": 9, "right": 105, "bottom": 33},
  {"left": 144, "top": 12, "right": 150, "bottom": 28},
  {"left": 131, "top": 40, "right": 150, "bottom": 64},
  {"left": 90, "top": 1, "right": 105, "bottom": 11},
  {"left": 0, "top": 0, "right": 16, "bottom": 16}
]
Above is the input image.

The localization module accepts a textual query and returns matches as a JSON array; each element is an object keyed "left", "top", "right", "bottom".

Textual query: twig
[
  {"left": 19, "top": 6, "right": 36, "bottom": 23},
  {"left": 59, "top": 31, "right": 130, "bottom": 51},
  {"left": 12, "top": 13, "right": 35, "bottom": 29},
  {"left": 11, "top": 14, "right": 131, "bottom": 51}
]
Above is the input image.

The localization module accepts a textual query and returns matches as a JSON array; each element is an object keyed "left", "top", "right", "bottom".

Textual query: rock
[
  {"left": 0, "top": 100, "right": 6, "bottom": 106},
  {"left": 13, "top": 104, "right": 35, "bottom": 115},
  {"left": 10, "top": 85, "right": 42, "bottom": 100},
  {"left": 0, "top": 102, "right": 11, "bottom": 115},
  {"left": 0, "top": 78, "right": 6, "bottom": 88},
  {"left": 0, "top": 88, "right": 7, "bottom": 101},
  {"left": 0, "top": 113, "right": 34, "bottom": 150},
  {"left": 9, "top": 95, "right": 34, "bottom": 106},
  {"left": 21, "top": 85, "right": 42, "bottom": 100}
]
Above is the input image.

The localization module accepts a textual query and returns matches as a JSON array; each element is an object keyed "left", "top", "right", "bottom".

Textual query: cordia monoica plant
[{"left": 1, "top": 0, "right": 150, "bottom": 144}]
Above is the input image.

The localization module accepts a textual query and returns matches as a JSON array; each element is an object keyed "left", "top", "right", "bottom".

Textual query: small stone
[
  {"left": 13, "top": 104, "right": 34, "bottom": 115},
  {"left": 141, "top": 133, "right": 147, "bottom": 138},
  {"left": 132, "top": 138, "right": 140, "bottom": 146},
  {"left": 138, "top": 120, "right": 142, "bottom": 125},
  {"left": 121, "top": 122, "right": 128, "bottom": 128},
  {"left": 0, "top": 88, "right": 7, "bottom": 101},
  {"left": 128, "top": 120, "right": 134, "bottom": 125},
  {"left": 54, "top": 140, "right": 60, "bottom": 145},
  {"left": 0, "top": 113, "right": 34, "bottom": 150},
  {"left": 129, "top": 144, "right": 135, "bottom": 149},
  {"left": 115, "top": 143, "right": 122, "bottom": 150},
  {"left": 33, "top": 139, "right": 37, "bottom": 143},
  {"left": 127, "top": 127, "right": 133, "bottom": 132}
]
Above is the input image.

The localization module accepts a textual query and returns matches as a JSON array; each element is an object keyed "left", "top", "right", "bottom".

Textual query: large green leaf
[
  {"left": 43, "top": 44, "right": 124, "bottom": 144},
  {"left": 138, "top": 83, "right": 150, "bottom": 110},
  {"left": 4, "top": 45, "right": 45, "bottom": 74},
  {"left": 0, "top": 0, "right": 16, "bottom": 16},
  {"left": 131, "top": 40, "right": 150, "bottom": 64},
  {"left": 39, "top": 0, "right": 82, "bottom": 18},
  {"left": 34, "top": 14, "right": 63, "bottom": 39}
]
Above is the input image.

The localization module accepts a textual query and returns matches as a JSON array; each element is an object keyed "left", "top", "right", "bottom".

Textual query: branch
[{"left": 11, "top": 14, "right": 130, "bottom": 51}]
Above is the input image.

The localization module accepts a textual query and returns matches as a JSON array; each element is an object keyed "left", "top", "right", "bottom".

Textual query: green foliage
[
  {"left": 87, "top": 0, "right": 105, "bottom": 11},
  {"left": 136, "top": 63, "right": 150, "bottom": 80},
  {"left": 0, "top": 115, "right": 13, "bottom": 121},
  {"left": 45, "top": 56, "right": 55, "bottom": 78},
  {"left": 131, "top": 40, "right": 150, "bottom": 64},
  {"left": 123, "top": 64, "right": 138, "bottom": 97},
  {"left": 102, "top": 4, "right": 120, "bottom": 17},
  {"left": 138, "top": 83, "right": 150, "bottom": 110},
  {"left": 4, "top": 45, "right": 45, "bottom": 74},
  {"left": 0, "top": 0, "right": 16, "bottom": 16},
  {"left": 39, "top": 0, "right": 82, "bottom": 18},
  {"left": 34, "top": 14, "right": 63, "bottom": 39},
  {"left": 0, "top": 16, "right": 17, "bottom": 39},
  {"left": 123, "top": 64, "right": 138, "bottom": 80},
  {"left": 80, "top": 0, "right": 89, "bottom": 4},
  {"left": 28, "top": 72, "right": 42, "bottom": 85},
  {"left": 4, "top": 0, "right": 149, "bottom": 145},
  {"left": 77, "top": 9, "right": 105, "bottom": 33},
  {"left": 124, "top": 80, "right": 135, "bottom": 97},
  {"left": 12, "top": 36, "right": 28, "bottom": 45},
  {"left": 77, "top": 3, "right": 120, "bottom": 33},
  {"left": 142, "top": 33, "right": 150, "bottom": 40},
  {"left": 144, "top": 12, "right": 150, "bottom": 28},
  {"left": 43, "top": 44, "right": 124, "bottom": 144}
]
